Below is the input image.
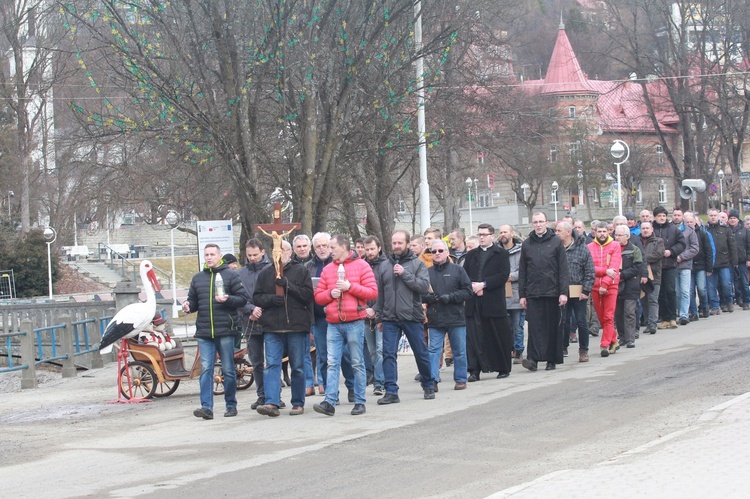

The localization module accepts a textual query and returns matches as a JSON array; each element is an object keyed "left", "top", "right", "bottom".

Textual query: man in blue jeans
[
  {"left": 372, "top": 230, "right": 435, "bottom": 403},
  {"left": 253, "top": 240, "right": 314, "bottom": 417},
  {"left": 555, "top": 222, "right": 595, "bottom": 362},
  {"left": 424, "top": 240, "right": 472, "bottom": 390},
  {"left": 183, "top": 244, "right": 248, "bottom": 420},
  {"left": 707, "top": 209, "right": 737, "bottom": 314}
]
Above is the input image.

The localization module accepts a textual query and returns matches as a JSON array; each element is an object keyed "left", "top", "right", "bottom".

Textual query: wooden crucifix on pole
[{"left": 254, "top": 203, "right": 301, "bottom": 293}]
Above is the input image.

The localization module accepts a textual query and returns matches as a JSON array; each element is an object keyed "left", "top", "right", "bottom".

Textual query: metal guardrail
[
  {"left": 34, "top": 324, "right": 69, "bottom": 365},
  {"left": 97, "top": 242, "right": 173, "bottom": 286},
  {"left": 0, "top": 331, "right": 28, "bottom": 373}
]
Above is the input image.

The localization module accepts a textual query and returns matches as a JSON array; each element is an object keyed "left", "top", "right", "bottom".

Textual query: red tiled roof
[{"left": 519, "top": 25, "right": 678, "bottom": 134}]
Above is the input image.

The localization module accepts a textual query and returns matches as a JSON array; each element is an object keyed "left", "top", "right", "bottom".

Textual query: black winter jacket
[
  {"left": 254, "top": 261, "right": 314, "bottom": 333},
  {"left": 519, "top": 229, "right": 569, "bottom": 299},
  {"left": 237, "top": 255, "right": 272, "bottom": 336},
  {"left": 373, "top": 250, "right": 430, "bottom": 323},
  {"left": 424, "top": 261, "right": 473, "bottom": 327},
  {"left": 462, "top": 243, "right": 511, "bottom": 317},
  {"left": 692, "top": 226, "right": 714, "bottom": 273},
  {"left": 729, "top": 224, "right": 750, "bottom": 265},
  {"left": 653, "top": 221, "right": 685, "bottom": 270},
  {"left": 186, "top": 263, "right": 248, "bottom": 339},
  {"left": 564, "top": 231, "right": 595, "bottom": 295},
  {"left": 618, "top": 242, "right": 644, "bottom": 300},
  {"left": 707, "top": 222, "right": 738, "bottom": 268}
]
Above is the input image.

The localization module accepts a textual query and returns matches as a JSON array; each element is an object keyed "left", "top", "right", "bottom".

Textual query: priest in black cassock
[{"left": 462, "top": 223, "right": 513, "bottom": 381}]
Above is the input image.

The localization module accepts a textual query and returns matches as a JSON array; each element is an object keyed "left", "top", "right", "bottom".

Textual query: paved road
[{"left": 1, "top": 313, "right": 749, "bottom": 498}]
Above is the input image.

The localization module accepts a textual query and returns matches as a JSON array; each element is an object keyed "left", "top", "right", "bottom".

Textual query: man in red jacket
[
  {"left": 313, "top": 235, "right": 378, "bottom": 416},
  {"left": 587, "top": 222, "right": 622, "bottom": 357}
]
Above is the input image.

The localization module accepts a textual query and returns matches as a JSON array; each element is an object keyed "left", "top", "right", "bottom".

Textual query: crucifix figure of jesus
[{"left": 254, "top": 203, "right": 301, "bottom": 288}]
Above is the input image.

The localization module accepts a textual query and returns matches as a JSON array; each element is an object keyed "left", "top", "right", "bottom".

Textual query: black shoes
[
  {"left": 545, "top": 363, "right": 556, "bottom": 371},
  {"left": 423, "top": 388, "right": 436, "bottom": 399},
  {"left": 496, "top": 372, "right": 510, "bottom": 379},
  {"left": 468, "top": 372, "right": 480, "bottom": 382},
  {"left": 224, "top": 407, "right": 238, "bottom": 417},
  {"left": 522, "top": 358, "right": 538, "bottom": 372},
  {"left": 193, "top": 407, "right": 213, "bottom": 420},
  {"left": 377, "top": 393, "right": 401, "bottom": 405},
  {"left": 626, "top": 341, "right": 635, "bottom": 348},
  {"left": 689, "top": 314, "right": 699, "bottom": 322},
  {"left": 678, "top": 317, "right": 689, "bottom": 325},
  {"left": 250, "top": 397, "right": 265, "bottom": 410},
  {"left": 348, "top": 389, "right": 355, "bottom": 403},
  {"left": 313, "top": 401, "right": 336, "bottom": 416},
  {"left": 445, "top": 357, "right": 454, "bottom": 367},
  {"left": 351, "top": 404, "right": 366, "bottom": 415},
  {"left": 563, "top": 347, "right": 568, "bottom": 357}
]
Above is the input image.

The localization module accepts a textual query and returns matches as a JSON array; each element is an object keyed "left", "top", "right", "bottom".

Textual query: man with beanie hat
[{"left": 727, "top": 209, "right": 750, "bottom": 309}]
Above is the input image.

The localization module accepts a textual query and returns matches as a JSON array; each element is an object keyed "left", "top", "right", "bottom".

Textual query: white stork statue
[{"left": 99, "top": 260, "right": 161, "bottom": 353}]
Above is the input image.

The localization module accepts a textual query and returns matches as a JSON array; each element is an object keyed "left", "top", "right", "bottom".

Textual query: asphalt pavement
[{"left": 1, "top": 311, "right": 749, "bottom": 498}]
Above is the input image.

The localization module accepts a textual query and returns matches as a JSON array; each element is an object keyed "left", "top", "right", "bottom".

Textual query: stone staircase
[{"left": 66, "top": 260, "right": 132, "bottom": 289}]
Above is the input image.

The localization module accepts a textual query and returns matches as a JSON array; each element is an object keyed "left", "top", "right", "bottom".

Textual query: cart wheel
[
  {"left": 119, "top": 361, "right": 157, "bottom": 400},
  {"left": 153, "top": 378, "right": 181, "bottom": 398},
  {"left": 236, "top": 359, "right": 254, "bottom": 390},
  {"left": 213, "top": 363, "right": 225, "bottom": 395}
]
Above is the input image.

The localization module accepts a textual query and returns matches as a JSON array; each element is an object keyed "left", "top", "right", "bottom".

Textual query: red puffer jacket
[
  {"left": 587, "top": 237, "right": 622, "bottom": 290},
  {"left": 314, "top": 251, "right": 378, "bottom": 324}
]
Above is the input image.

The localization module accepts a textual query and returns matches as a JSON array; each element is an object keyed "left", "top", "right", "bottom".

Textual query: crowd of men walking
[{"left": 184, "top": 206, "right": 750, "bottom": 420}]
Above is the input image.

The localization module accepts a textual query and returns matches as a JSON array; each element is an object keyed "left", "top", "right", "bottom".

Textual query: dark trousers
[
  {"left": 659, "top": 267, "right": 677, "bottom": 321},
  {"left": 563, "top": 297, "right": 590, "bottom": 351}
]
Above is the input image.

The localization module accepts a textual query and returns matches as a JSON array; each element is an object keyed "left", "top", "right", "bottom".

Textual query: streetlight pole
[
  {"left": 465, "top": 177, "right": 473, "bottom": 236},
  {"left": 718, "top": 169, "right": 725, "bottom": 209},
  {"left": 551, "top": 181, "right": 559, "bottom": 221},
  {"left": 43, "top": 227, "right": 57, "bottom": 300},
  {"left": 166, "top": 210, "right": 181, "bottom": 318},
  {"left": 610, "top": 140, "right": 630, "bottom": 217}
]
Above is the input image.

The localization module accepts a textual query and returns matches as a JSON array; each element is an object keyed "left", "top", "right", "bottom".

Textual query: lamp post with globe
[
  {"left": 610, "top": 140, "right": 630, "bottom": 217},
  {"left": 166, "top": 210, "right": 181, "bottom": 318},
  {"left": 43, "top": 227, "right": 57, "bottom": 300}
]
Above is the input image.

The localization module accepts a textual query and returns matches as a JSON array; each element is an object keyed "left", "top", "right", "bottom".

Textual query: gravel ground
[{"left": 0, "top": 364, "right": 62, "bottom": 393}]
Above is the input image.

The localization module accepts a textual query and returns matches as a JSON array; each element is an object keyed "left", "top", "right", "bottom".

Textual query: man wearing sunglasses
[{"left": 424, "top": 240, "right": 472, "bottom": 390}]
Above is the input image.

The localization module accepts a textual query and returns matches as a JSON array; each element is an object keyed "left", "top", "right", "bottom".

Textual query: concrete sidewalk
[{"left": 490, "top": 392, "right": 750, "bottom": 498}]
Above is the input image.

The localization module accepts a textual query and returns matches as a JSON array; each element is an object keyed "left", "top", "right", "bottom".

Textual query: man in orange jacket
[{"left": 587, "top": 222, "right": 622, "bottom": 357}]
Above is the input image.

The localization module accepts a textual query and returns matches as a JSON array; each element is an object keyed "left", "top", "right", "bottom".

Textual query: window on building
[
  {"left": 658, "top": 181, "right": 667, "bottom": 204},
  {"left": 568, "top": 141, "right": 581, "bottom": 159},
  {"left": 569, "top": 106, "right": 576, "bottom": 118},
  {"left": 550, "top": 145, "right": 557, "bottom": 162},
  {"left": 656, "top": 144, "right": 663, "bottom": 165},
  {"left": 478, "top": 192, "right": 491, "bottom": 208},
  {"left": 477, "top": 152, "right": 484, "bottom": 165},
  {"left": 398, "top": 197, "right": 406, "bottom": 213},
  {"left": 636, "top": 183, "right": 643, "bottom": 204}
]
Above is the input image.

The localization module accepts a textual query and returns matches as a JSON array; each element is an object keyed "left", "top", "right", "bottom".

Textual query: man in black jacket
[
  {"left": 253, "top": 240, "right": 314, "bottom": 417},
  {"left": 183, "top": 244, "right": 248, "bottom": 420},
  {"left": 614, "top": 227, "right": 644, "bottom": 348},
  {"left": 424, "top": 240, "right": 472, "bottom": 390},
  {"left": 363, "top": 236, "right": 386, "bottom": 395},
  {"left": 707, "top": 208, "right": 738, "bottom": 314},
  {"left": 519, "top": 212, "right": 569, "bottom": 371},
  {"left": 462, "top": 223, "right": 513, "bottom": 380},
  {"left": 728, "top": 209, "right": 750, "bottom": 309},
  {"left": 653, "top": 206, "right": 686, "bottom": 329},
  {"left": 686, "top": 214, "right": 713, "bottom": 319},
  {"left": 237, "top": 238, "right": 272, "bottom": 410}
]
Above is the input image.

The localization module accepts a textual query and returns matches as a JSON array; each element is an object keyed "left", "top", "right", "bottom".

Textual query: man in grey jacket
[
  {"left": 371, "top": 230, "right": 435, "bottom": 404},
  {"left": 675, "top": 211, "right": 700, "bottom": 324},
  {"left": 499, "top": 225, "right": 525, "bottom": 363}
]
